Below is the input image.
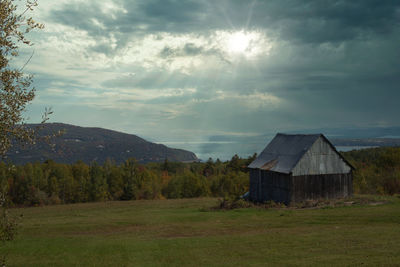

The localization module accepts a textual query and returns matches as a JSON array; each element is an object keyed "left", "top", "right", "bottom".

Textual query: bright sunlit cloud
[
  {"left": 227, "top": 31, "right": 251, "bottom": 53},
  {"left": 217, "top": 30, "right": 271, "bottom": 59}
]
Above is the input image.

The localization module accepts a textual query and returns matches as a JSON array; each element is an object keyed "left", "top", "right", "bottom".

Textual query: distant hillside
[
  {"left": 331, "top": 138, "right": 400, "bottom": 147},
  {"left": 4, "top": 123, "right": 198, "bottom": 164}
]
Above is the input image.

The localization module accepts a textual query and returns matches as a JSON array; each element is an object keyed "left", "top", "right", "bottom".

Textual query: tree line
[
  {"left": 344, "top": 147, "right": 400, "bottom": 195},
  {"left": 0, "top": 147, "right": 399, "bottom": 207},
  {"left": 0, "top": 155, "right": 254, "bottom": 206}
]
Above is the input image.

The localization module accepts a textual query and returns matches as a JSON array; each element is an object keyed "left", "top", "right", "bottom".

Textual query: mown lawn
[{"left": 2, "top": 196, "right": 400, "bottom": 266}]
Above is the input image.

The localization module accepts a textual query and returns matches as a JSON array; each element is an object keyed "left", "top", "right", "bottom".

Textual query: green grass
[{"left": 2, "top": 196, "right": 400, "bottom": 266}]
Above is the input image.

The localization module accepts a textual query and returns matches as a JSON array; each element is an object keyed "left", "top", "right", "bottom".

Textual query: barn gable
[{"left": 291, "top": 136, "right": 352, "bottom": 176}]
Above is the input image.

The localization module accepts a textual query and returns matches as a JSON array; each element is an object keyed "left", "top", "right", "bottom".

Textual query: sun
[
  {"left": 216, "top": 30, "right": 270, "bottom": 59},
  {"left": 227, "top": 31, "right": 252, "bottom": 53}
]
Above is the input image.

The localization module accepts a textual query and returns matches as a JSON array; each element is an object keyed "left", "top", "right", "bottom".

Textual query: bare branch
[{"left": 19, "top": 49, "right": 34, "bottom": 71}]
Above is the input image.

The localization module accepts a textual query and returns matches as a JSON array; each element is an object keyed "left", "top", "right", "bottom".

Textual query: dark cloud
[
  {"left": 215, "top": 0, "right": 400, "bottom": 43},
  {"left": 183, "top": 43, "right": 204, "bottom": 55},
  {"left": 159, "top": 43, "right": 221, "bottom": 59},
  {"left": 48, "top": 0, "right": 400, "bottom": 55},
  {"left": 139, "top": 0, "right": 206, "bottom": 24}
]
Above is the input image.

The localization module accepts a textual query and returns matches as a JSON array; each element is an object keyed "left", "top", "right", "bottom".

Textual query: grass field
[{"left": 2, "top": 196, "right": 400, "bottom": 266}]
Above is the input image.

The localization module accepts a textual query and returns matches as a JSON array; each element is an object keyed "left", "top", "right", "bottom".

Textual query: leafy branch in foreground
[{"left": 0, "top": 0, "right": 44, "bottom": 156}]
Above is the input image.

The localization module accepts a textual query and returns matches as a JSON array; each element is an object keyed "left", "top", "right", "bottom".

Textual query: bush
[{"left": 216, "top": 197, "right": 253, "bottom": 210}]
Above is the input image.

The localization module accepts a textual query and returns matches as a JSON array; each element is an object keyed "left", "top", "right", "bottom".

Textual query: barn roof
[{"left": 248, "top": 133, "right": 353, "bottom": 173}]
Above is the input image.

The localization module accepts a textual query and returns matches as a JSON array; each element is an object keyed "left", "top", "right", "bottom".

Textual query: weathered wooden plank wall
[
  {"left": 249, "top": 169, "right": 259, "bottom": 202},
  {"left": 249, "top": 170, "right": 291, "bottom": 204},
  {"left": 250, "top": 170, "right": 353, "bottom": 204},
  {"left": 291, "top": 173, "right": 353, "bottom": 202}
]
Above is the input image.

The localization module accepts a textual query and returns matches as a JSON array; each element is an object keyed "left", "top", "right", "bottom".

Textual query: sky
[{"left": 16, "top": 0, "right": 400, "bottom": 159}]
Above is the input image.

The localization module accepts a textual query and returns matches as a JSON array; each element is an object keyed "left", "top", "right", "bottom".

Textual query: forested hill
[{"left": 4, "top": 123, "right": 198, "bottom": 164}]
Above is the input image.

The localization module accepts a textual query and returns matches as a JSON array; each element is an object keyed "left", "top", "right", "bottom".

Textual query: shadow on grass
[{"left": 202, "top": 194, "right": 398, "bottom": 212}]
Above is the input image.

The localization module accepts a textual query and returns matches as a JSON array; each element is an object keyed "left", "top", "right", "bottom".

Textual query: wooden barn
[{"left": 248, "top": 133, "right": 354, "bottom": 204}]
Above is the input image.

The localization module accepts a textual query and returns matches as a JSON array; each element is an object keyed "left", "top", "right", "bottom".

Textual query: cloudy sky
[{"left": 17, "top": 0, "right": 400, "bottom": 157}]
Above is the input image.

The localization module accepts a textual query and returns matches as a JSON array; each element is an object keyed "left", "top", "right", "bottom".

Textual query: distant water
[
  {"left": 335, "top": 146, "right": 378, "bottom": 152},
  {"left": 161, "top": 141, "right": 377, "bottom": 162},
  {"left": 161, "top": 141, "right": 260, "bottom": 162}
]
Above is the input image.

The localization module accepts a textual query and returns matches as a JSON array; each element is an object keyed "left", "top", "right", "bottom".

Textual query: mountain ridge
[{"left": 5, "top": 123, "right": 198, "bottom": 164}]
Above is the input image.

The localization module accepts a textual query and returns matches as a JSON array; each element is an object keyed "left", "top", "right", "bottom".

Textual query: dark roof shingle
[{"left": 248, "top": 133, "right": 322, "bottom": 173}]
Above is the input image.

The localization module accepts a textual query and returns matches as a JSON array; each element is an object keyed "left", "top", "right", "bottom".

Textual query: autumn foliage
[{"left": 0, "top": 155, "right": 252, "bottom": 206}]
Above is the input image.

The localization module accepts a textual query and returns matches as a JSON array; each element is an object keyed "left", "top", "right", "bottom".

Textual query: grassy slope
[{"left": 2, "top": 197, "right": 400, "bottom": 266}]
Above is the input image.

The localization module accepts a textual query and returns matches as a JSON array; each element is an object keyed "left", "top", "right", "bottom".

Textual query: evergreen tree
[
  {"left": 121, "top": 159, "right": 137, "bottom": 200},
  {"left": 71, "top": 161, "right": 90, "bottom": 203},
  {"left": 103, "top": 159, "right": 123, "bottom": 200},
  {"left": 89, "top": 162, "right": 108, "bottom": 201}
]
